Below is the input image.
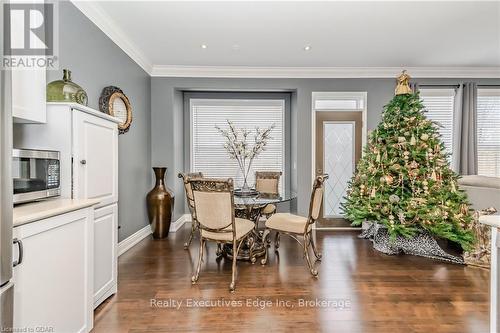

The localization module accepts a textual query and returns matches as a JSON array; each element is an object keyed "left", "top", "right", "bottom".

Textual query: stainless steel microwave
[{"left": 12, "top": 149, "right": 61, "bottom": 204}]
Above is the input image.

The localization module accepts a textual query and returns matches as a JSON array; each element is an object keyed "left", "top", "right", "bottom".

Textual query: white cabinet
[
  {"left": 73, "top": 111, "right": 118, "bottom": 208},
  {"left": 71, "top": 108, "right": 119, "bottom": 307},
  {"left": 93, "top": 204, "right": 118, "bottom": 308},
  {"left": 12, "top": 69, "right": 46, "bottom": 123},
  {"left": 13, "top": 207, "right": 94, "bottom": 333},
  {"left": 13, "top": 103, "right": 120, "bottom": 308}
]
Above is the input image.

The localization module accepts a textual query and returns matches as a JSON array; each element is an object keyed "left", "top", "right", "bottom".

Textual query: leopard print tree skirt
[{"left": 359, "top": 222, "right": 464, "bottom": 264}]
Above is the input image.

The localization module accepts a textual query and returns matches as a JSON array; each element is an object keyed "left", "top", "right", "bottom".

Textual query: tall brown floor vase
[{"left": 147, "top": 167, "right": 174, "bottom": 239}]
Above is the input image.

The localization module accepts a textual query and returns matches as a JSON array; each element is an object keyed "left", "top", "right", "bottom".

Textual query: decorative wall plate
[{"left": 99, "top": 86, "right": 132, "bottom": 134}]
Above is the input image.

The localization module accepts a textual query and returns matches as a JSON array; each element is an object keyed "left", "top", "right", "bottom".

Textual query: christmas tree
[{"left": 342, "top": 71, "right": 474, "bottom": 251}]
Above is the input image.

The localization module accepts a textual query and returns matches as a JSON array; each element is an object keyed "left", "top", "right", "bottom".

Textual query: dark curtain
[{"left": 453, "top": 82, "right": 478, "bottom": 175}]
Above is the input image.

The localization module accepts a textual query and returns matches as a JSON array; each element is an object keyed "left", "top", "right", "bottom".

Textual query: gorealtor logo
[{"left": 2, "top": 2, "right": 58, "bottom": 69}]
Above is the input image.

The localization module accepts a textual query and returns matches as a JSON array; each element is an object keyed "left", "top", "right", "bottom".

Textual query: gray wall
[
  {"left": 51, "top": 2, "right": 151, "bottom": 241},
  {"left": 151, "top": 77, "right": 500, "bottom": 218}
]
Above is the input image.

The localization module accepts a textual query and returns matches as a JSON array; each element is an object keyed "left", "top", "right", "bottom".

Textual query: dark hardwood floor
[{"left": 93, "top": 225, "right": 490, "bottom": 333}]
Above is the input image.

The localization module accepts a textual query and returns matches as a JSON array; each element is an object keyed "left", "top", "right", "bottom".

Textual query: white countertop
[
  {"left": 13, "top": 198, "right": 100, "bottom": 227},
  {"left": 479, "top": 214, "right": 500, "bottom": 228}
]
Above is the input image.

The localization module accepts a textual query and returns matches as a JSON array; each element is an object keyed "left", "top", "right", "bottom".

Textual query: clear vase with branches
[{"left": 216, "top": 120, "right": 274, "bottom": 193}]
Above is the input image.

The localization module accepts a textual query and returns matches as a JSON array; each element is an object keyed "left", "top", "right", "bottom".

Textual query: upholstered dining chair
[
  {"left": 255, "top": 171, "right": 282, "bottom": 218},
  {"left": 190, "top": 178, "right": 254, "bottom": 291},
  {"left": 261, "top": 175, "right": 328, "bottom": 277},
  {"left": 178, "top": 172, "right": 203, "bottom": 249}
]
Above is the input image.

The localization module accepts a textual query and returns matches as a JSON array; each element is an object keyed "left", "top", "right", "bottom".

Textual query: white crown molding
[
  {"left": 151, "top": 65, "right": 500, "bottom": 78},
  {"left": 71, "top": 2, "right": 500, "bottom": 79},
  {"left": 71, "top": 0, "right": 153, "bottom": 74}
]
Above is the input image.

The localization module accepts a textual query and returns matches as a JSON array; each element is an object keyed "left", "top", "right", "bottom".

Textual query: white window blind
[
  {"left": 477, "top": 89, "right": 500, "bottom": 177},
  {"left": 190, "top": 99, "right": 285, "bottom": 192},
  {"left": 420, "top": 89, "right": 456, "bottom": 158}
]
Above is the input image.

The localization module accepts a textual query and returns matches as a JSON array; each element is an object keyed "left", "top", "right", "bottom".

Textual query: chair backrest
[
  {"left": 178, "top": 172, "right": 203, "bottom": 213},
  {"left": 308, "top": 175, "right": 329, "bottom": 223},
  {"left": 255, "top": 171, "right": 282, "bottom": 194},
  {"left": 190, "top": 178, "right": 235, "bottom": 233}
]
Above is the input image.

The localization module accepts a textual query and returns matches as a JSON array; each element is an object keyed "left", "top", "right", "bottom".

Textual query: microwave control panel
[{"left": 47, "top": 160, "right": 60, "bottom": 188}]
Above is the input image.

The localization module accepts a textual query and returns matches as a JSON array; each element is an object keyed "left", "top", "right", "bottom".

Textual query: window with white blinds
[
  {"left": 190, "top": 98, "right": 285, "bottom": 192},
  {"left": 420, "top": 89, "right": 456, "bottom": 158},
  {"left": 477, "top": 89, "right": 500, "bottom": 177}
]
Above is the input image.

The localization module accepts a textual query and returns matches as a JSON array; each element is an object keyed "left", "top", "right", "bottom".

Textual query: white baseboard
[
  {"left": 118, "top": 214, "right": 191, "bottom": 257},
  {"left": 118, "top": 224, "right": 152, "bottom": 256},
  {"left": 170, "top": 213, "right": 191, "bottom": 232},
  {"left": 93, "top": 283, "right": 117, "bottom": 309}
]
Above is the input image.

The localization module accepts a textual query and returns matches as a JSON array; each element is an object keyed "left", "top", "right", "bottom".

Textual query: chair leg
[
  {"left": 215, "top": 243, "right": 224, "bottom": 258},
  {"left": 260, "top": 229, "right": 271, "bottom": 265},
  {"left": 184, "top": 221, "right": 197, "bottom": 249},
  {"left": 229, "top": 240, "right": 239, "bottom": 292},
  {"left": 303, "top": 234, "right": 318, "bottom": 277},
  {"left": 249, "top": 235, "right": 257, "bottom": 264},
  {"left": 274, "top": 232, "right": 280, "bottom": 250},
  {"left": 309, "top": 232, "right": 322, "bottom": 260},
  {"left": 191, "top": 237, "right": 205, "bottom": 284}
]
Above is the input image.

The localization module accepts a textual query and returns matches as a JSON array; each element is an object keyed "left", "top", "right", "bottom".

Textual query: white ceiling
[{"left": 74, "top": 1, "right": 500, "bottom": 77}]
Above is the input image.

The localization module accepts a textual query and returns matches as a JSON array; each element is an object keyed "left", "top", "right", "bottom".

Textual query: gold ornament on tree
[
  {"left": 410, "top": 135, "right": 417, "bottom": 146},
  {"left": 460, "top": 203, "right": 469, "bottom": 215},
  {"left": 395, "top": 70, "right": 413, "bottom": 95}
]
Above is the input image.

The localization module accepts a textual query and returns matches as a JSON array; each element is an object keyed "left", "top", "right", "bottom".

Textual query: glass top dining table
[{"left": 233, "top": 190, "right": 297, "bottom": 207}]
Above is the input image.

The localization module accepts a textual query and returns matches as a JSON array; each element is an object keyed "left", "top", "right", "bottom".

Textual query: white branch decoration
[{"left": 216, "top": 120, "right": 275, "bottom": 190}]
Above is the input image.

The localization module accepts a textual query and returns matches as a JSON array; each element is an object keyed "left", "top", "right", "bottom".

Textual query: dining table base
[
  {"left": 220, "top": 205, "right": 267, "bottom": 262},
  {"left": 221, "top": 231, "right": 267, "bottom": 262}
]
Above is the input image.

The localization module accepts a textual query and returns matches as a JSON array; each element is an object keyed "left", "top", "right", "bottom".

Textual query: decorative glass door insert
[{"left": 323, "top": 121, "right": 355, "bottom": 217}]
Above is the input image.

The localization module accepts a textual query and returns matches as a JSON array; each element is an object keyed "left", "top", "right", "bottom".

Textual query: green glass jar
[{"left": 47, "top": 69, "right": 88, "bottom": 106}]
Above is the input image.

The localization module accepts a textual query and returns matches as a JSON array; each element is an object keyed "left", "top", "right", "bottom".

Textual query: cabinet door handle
[
  {"left": 13, "top": 238, "right": 23, "bottom": 267},
  {"left": 80, "top": 159, "right": 87, "bottom": 165}
]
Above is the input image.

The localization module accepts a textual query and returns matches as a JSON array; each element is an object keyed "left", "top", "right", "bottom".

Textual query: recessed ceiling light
[
  {"left": 304, "top": 45, "right": 311, "bottom": 51},
  {"left": 201, "top": 44, "right": 208, "bottom": 49}
]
